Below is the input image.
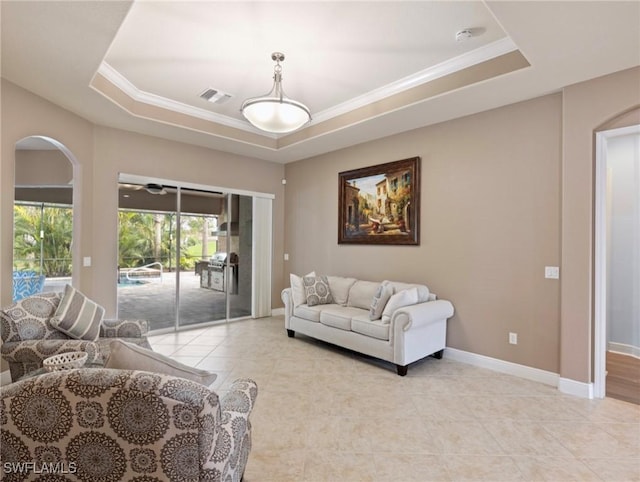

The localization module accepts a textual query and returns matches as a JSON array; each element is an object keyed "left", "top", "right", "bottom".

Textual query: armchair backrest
[
  {"left": 0, "top": 292, "right": 68, "bottom": 342},
  {"left": 0, "top": 368, "right": 222, "bottom": 480}
]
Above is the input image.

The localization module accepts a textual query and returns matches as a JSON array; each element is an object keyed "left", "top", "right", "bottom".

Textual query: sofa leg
[
  {"left": 396, "top": 364, "right": 408, "bottom": 376},
  {"left": 286, "top": 329, "right": 295, "bottom": 338},
  {"left": 432, "top": 349, "right": 444, "bottom": 360}
]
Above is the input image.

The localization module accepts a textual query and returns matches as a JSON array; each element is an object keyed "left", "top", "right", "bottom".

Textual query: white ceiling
[{"left": 3, "top": 1, "right": 639, "bottom": 163}]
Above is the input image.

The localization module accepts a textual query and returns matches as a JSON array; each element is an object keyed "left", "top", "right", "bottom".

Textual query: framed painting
[{"left": 338, "top": 156, "right": 420, "bottom": 245}]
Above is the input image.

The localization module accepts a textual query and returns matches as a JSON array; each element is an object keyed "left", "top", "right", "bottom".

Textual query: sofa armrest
[
  {"left": 100, "top": 318, "right": 149, "bottom": 338},
  {"left": 212, "top": 378, "right": 258, "bottom": 481},
  {"left": 0, "top": 339, "right": 101, "bottom": 364},
  {"left": 281, "top": 288, "right": 294, "bottom": 326},
  {"left": 391, "top": 299, "right": 454, "bottom": 332}
]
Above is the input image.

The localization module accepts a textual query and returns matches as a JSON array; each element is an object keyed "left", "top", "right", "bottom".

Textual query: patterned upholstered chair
[
  {"left": 1, "top": 292, "right": 151, "bottom": 381},
  {"left": 0, "top": 368, "right": 257, "bottom": 481}
]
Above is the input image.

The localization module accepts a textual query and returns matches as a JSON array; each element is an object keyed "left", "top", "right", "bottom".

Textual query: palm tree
[{"left": 13, "top": 203, "right": 73, "bottom": 277}]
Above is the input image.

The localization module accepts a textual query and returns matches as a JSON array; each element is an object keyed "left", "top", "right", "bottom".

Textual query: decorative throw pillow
[
  {"left": 369, "top": 282, "right": 394, "bottom": 320},
  {"left": 303, "top": 275, "right": 334, "bottom": 307},
  {"left": 49, "top": 284, "right": 104, "bottom": 341},
  {"left": 0, "top": 291, "right": 62, "bottom": 342},
  {"left": 381, "top": 287, "right": 420, "bottom": 324},
  {"left": 105, "top": 340, "right": 218, "bottom": 386},
  {"left": 290, "top": 271, "right": 316, "bottom": 307}
]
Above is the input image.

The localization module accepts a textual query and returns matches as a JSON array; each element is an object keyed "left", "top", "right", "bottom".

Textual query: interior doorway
[{"left": 594, "top": 124, "right": 640, "bottom": 403}]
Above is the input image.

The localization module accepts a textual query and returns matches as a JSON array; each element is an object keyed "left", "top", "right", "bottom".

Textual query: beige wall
[
  {"left": 284, "top": 94, "right": 563, "bottom": 373},
  {"left": 284, "top": 66, "right": 640, "bottom": 380},
  {"left": 3, "top": 66, "right": 639, "bottom": 382},
  {"left": 1, "top": 79, "right": 94, "bottom": 301},
  {"left": 91, "top": 126, "right": 285, "bottom": 316},
  {"left": 560, "top": 66, "right": 640, "bottom": 383},
  {"left": 1, "top": 80, "right": 286, "bottom": 318}
]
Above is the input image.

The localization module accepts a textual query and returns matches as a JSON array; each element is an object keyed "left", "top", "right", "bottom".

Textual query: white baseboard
[
  {"left": 271, "top": 307, "right": 284, "bottom": 317},
  {"left": 444, "top": 347, "right": 559, "bottom": 387},
  {"left": 608, "top": 342, "right": 640, "bottom": 358},
  {"left": 1, "top": 370, "right": 12, "bottom": 386},
  {"left": 558, "top": 377, "right": 594, "bottom": 399}
]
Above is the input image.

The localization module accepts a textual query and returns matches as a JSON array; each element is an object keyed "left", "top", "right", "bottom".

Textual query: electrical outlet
[
  {"left": 284, "top": 253, "right": 289, "bottom": 261},
  {"left": 509, "top": 332, "right": 518, "bottom": 345},
  {"left": 545, "top": 266, "right": 560, "bottom": 279}
]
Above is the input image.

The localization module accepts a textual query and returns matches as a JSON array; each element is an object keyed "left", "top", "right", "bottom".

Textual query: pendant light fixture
[{"left": 241, "top": 52, "right": 311, "bottom": 133}]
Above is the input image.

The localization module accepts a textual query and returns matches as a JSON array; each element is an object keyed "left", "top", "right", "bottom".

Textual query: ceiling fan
[
  {"left": 144, "top": 183, "right": 167, "bottom": 195},
  {"left": 119, "top": 182, "right": 168, "bottom": 195}
]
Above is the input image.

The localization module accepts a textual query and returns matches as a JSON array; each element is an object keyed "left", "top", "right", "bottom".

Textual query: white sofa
[{"left": 281, "top": 275, "right": 454, "bottom": 375}]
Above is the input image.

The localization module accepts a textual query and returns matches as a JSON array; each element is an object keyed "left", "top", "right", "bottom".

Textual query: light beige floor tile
[
  {"left": 564, "top": 396, "right": 640, "bottom": 423},
  {"left": 366, "top": 415, "right": 439, "bottom": 454},
  {"left": 412, "top": 395, "right": 476, "bottom": 422},
  {"left": 250, "top": 416, "right": 309, "bottom": 452},
  {"left": 373, "top": 453, "right": 451, "bottom": 481},
  {"left": 483, "top": 420, "right": 574, "bottom": 456},
  {"left": 431, "top": 421, "right": 504, "bottom": 455},
  {"left": 597, "top": 421, "right": 640, "bottom": 448},
  {"left": 306, "top": 416, "right": 372, "bottom": 452},
  {"left": 583, "top": 457, "right": 640, "bottom": 482},
  {"left": 512, "top": 456, "right": 601, "bottom": 481},
  {"left": 169, "top": 355, "right": 203, "bottom": 367},
  {"left": 509, "top": 396, "right": 588, "bottom": 422},
  {"left": 302, "top": 451, "right": 378, "bottom": 482},
  {"left": 444, "top": 455, "right": 525, "bottom": 481},
  {"left": 148, "top": 344, "right": 180, "bottom": 356},
  {"left": 542, "top": 421, "right": 639, "bottom": 458},
  {"left": 142, "top": 316, "right": 640, "bottom": 481},
  {"left": 196, "top": 355, "right": 242, "bottom": 371},
  {"left": 171, "top": 344, "right": 217, "bottom": 357},
  {"left": 243, "top": 449, "right": 305, "bottom": 482}
]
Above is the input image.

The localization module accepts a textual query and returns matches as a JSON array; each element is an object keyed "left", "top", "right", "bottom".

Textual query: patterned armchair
[
  {"left": 0, "top": 368, "right": 258, "bottom": 481},
  {"left": 1, "top": 292, "right": 151, "bottom": 381}
]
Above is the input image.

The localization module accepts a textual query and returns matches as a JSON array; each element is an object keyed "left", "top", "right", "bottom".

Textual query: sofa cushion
[
  {"left": 105, "top": 339, "right": 217, "bottom": 386},
  {"left": 50, "top": 284, "right": 105, "bottom": 341},
  {"left": 351, "top": 315, "right": 390, "bottom": 341},
  {"left": 1, "top": 292, "right": 64, "bottom": 342},
  {"left": 290, "top": 271, "right": 316, "bottom": 307},
  {"left": 381, "top": 287, "right": 420, "bottom": 323},
  {"left": 369, "top": 282, "right": 394, "bottom": 320},
  {"left": 293, "top": 304, "right": 326, "bottom": 322},
  {"left": 346, "top": 280, "right": 380, "bottom": 310},
  {"left": 303, "top": 275, "right": 334, "bottom": 306},
  {"left": 319, "top": 307, "right": 364, "bottom": 331},
  {"left": 385, "top": 281, "right": 430, "bottom": 302},
  {"left": 326, "top": 276, "right": 357, "bottom": 305}
]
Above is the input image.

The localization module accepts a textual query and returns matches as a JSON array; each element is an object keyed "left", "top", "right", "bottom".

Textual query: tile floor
[{"left": 148, "top": 317, "right": 640, "bottom": 482}]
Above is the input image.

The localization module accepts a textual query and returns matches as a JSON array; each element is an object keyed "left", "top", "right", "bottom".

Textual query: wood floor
[{"left": 606, "top": 351, "right": 640, "bottom": 405}]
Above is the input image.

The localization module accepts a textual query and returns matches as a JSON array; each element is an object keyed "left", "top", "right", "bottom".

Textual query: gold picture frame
[{"left": 338, "top": 157, "right": 420, "bottom": 245}]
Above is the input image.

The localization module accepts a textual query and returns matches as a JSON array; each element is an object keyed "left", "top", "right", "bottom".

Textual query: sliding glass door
[{"left": 117, "top": 179, "right": 260, "bottom": 332}]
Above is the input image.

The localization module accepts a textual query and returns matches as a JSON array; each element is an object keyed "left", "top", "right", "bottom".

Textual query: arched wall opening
[{"left": 13, "top": 135, "right": 82, "bottom": 299}]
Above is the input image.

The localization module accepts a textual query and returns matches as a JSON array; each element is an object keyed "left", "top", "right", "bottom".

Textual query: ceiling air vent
[{"left": 199, "top": 88, "right": 233, "bottom": 104}]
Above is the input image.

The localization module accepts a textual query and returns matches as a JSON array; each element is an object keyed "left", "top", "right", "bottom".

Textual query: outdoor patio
[{"left": 43, "top": 271, "right": 251, "bottom": 332}]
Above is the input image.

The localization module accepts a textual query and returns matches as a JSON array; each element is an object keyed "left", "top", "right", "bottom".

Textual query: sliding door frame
[{"left": 118, "top": 173, "right": 274, "bottom": 333}]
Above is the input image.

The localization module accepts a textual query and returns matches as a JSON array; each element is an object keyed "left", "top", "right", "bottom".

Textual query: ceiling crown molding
[
  {"left": 95, "top": 62, "right": 273, "bottom": 136},
  {"left": 94, "top": 37, "right": 518, "bottom": 141},
  {"left": 313, "top": 37, "right": 518, "bottom": 123}
]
